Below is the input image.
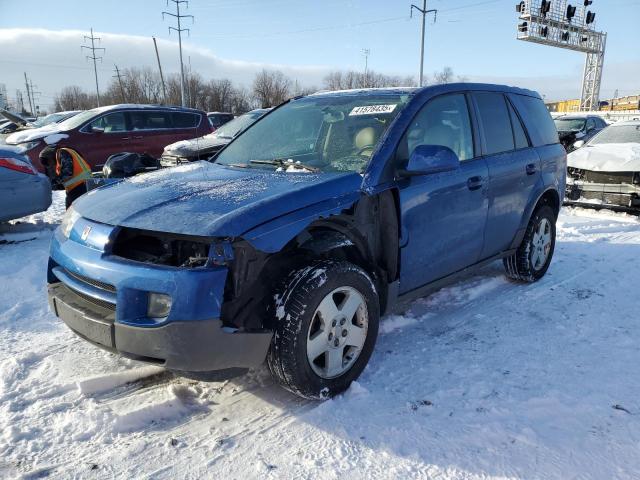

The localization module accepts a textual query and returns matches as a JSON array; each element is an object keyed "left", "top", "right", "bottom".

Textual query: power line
[
  {"left": 81, "top": 28, "right": 105, "bottom": 107},
  {"left": 163, "top": 0, "right": 194, "bottom": 107}
]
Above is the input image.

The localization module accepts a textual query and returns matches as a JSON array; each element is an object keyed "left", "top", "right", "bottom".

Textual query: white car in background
[{"left": 566, "top": 120, "right": 640, "bottom": 211}]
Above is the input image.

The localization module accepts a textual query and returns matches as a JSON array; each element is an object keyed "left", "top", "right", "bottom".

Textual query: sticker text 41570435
[{"left": 349, "top": 104, "right": 397, "bottom": 116}]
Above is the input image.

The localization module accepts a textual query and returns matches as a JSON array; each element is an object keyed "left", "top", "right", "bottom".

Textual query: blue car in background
[
  {"left": 47, "top": 83, "right": 565, "bottom": 399},
  {"left": 0, "top": 145, "right": 52, "bottom": 222}
]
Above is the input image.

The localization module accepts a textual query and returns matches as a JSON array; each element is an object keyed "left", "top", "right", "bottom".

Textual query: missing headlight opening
[{"left": 112, "top": 228, "right": 212, "bottom": 268}]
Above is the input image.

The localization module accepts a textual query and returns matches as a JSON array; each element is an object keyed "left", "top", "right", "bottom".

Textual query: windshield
[
  {"left": 216, "top": 94, "right": 411, "bottom": 173},
  {"left": 213, "top": 111, "right": 264, "bottom": 139},
  {"left": 30, "top": 113, "right": 62, "bottom": 128},
  {"left": 56, "top": 108, "right": 103, "bottom": 131},
  {"left": 589, "top": 124, "right": 640, "bottom": 145},
  {"left": 554, "top": 118, "right": 585, "bottom": 132}
]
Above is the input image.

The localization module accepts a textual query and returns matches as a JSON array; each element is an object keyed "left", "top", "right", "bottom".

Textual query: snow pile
[{"left": 1, "top": 198, "right": 640, "bottom": 478}]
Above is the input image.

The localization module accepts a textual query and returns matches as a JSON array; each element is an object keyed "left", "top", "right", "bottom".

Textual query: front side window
[
  {"left": 216, "top": 94, "right": 411, "bottom": 173},
  {"left": 88, "top": 112, "right": 126, "bottom": 133},
  {"left": 474, "top": 92, "right": 514, "bottom": 155},
  {"left": 397, "top": 93, "right": 474, "bottom": 164},
  {"left": 586, "top": 118, "right": 596, "bottom": 132}
]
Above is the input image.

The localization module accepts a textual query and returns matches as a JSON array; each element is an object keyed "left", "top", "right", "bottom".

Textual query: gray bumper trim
[{"left": 48, "top": 283, "right": 273, "bottom": 372}]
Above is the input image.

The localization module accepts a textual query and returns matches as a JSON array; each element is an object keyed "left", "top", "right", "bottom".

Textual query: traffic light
[
  {"left": 584, "top": 1, "right": 593, "bottom": 6},
  {"left": 541, "top": 0, "right": 552, "bottom": 16},
  {"left": 516, "top": 1, "right": 525, "bottom": 13},
  {"left": 566, "top": 4, "right": 577, "bottom": 21},
  {"left": 539, "top": 26, "right": 549, "bottom": 37},
  {"left": 586, "top": 11, "right": 596, "bottom": 24},
  {"left": 518, "top": 21, "right": 528, "bottom": 32},
  {"left": 561, "top": 31, "right": 570, "bottom": 41}
]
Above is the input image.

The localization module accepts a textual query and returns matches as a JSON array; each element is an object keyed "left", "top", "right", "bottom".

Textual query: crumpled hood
[
  {"left": 567, "top": 143, "right": 640, "bottom": 172},
  {"left": 75, "top": 162, "right": 362, "bottom": 237},
  {"left": 164, "top": 134, "right": 228, "bottom": 156},
  {"left": 5, "top": 124, "right": 62, "bottom": 144}
]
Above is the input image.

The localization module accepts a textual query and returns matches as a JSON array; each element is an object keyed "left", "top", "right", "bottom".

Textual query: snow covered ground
[{"left": 1, "top": 193, "right": 640, "bottom": 479}]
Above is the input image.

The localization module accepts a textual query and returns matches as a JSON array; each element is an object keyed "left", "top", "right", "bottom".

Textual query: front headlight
[
  {"left": 60, "top": 206, "right": 81, "bottom": 238},
  {"left": 16, "top": 141, "right": 41, "bottom": 152}
]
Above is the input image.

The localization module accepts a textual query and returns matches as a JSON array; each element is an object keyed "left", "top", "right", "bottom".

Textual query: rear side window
[
  {"left": 172, "top": 112, "right": 200, "bottom": 128},
  {"left": 130, "top": 111, "right": 171, "bottom": 130},
  {"left": 509, "top": 94, "right": 559, "bottom": 146},
  {"left": 507, "top": 101, "right": 529, "bottom": 149},
  {"left": 473, "top": 92, "right": 514, "bottom": 155}
]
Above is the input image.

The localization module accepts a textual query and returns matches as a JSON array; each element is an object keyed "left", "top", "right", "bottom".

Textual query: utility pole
[
  {"left": 163, "top": 0, "right": 194, "bottom": 107},
  {"left": 113, "top": 65, "right": 127, "bottom": 103},
  {"left": 411, "top": 1, "right": 437, "bottom": 87},
  {"left": 82, "top": 28, "right": 105, "bottom": 107},
  {"left": 362, "top": 49, "right": 370, "bottom": 88},
  {"left": 29, "top": 79, "right": 41, "bottom": 115},
  {"left": 152, "top": 37, "right": 168, "bottom": 104},
  {"left": 24, "top": 73, "right": 34, "bottom": 115}
]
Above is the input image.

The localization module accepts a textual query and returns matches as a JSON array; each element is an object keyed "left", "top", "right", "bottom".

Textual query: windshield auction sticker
[{"left": 349, "top": 104, "right": 397, "bottom": 116}]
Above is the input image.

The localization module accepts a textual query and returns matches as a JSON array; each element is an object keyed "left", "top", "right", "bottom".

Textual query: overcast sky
[{"left": 1, "top": 0, "right": 638, "bottom": 111}]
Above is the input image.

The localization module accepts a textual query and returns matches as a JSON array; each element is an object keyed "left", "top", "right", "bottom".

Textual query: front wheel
[
  {"left": 267, "top": 260, "right": 380, "bottom": 399},
  {"left": 503, "top": 204, "right": 556, "bottom": 282}
]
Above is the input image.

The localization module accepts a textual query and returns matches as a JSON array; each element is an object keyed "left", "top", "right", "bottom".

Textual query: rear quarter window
[{"left": 508, "top": 94, "right": 559, "bottom": 147}]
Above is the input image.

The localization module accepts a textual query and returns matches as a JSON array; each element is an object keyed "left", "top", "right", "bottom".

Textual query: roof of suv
[
  {"left": 91, "top": 104, "right": 206, "bottom": 114},
  {"left": 309, "top": 83, "right": 540, "bottom": 99}
]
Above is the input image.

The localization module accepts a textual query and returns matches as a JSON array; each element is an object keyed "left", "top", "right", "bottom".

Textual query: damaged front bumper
[
  {"left": 47, "top": 218, "right": 272, "bottom": 372},
  {"left": 565, "top": 179, "right": 640, "bottom": 212}
]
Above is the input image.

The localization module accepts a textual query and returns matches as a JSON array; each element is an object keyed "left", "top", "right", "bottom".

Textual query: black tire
[
  {"left": 267, "top": 260, "right": 380, "bottom": 399},
  {"left": 503, "top": 204, "right": 556, "bottom": 282}
]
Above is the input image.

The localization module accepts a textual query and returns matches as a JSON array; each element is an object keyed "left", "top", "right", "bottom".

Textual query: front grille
[
  {"left": 569, "top": 168, "right": 636, "bottom": 185},
  {"left": 584, "top": 170, "right": 635, "bottom": 185},
  {"left": 65, "top": 269, "right": 115, "bottom": 293},
  {"left": 59, "top": 282, "right": 116, "bottom": 313}
]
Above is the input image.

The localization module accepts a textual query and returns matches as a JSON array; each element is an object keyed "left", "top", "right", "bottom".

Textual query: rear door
[
  {"left": 127, "top": 110, "right": 177, "bottom": 158},
  {"left": 471, "top": 92, "right": 540, "bottom": 259}
]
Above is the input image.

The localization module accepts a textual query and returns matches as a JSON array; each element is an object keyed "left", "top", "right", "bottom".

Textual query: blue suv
[{"left": 47, "top": 84, "right": 565, "bottom": 399}]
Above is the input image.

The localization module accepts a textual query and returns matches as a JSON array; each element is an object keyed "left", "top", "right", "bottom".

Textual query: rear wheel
[
  {"left": 503, "top": 204, "right": 556, "bottom": 282},
  {"left": 267, "top": 260, "right": 379, "bottom": 399}
]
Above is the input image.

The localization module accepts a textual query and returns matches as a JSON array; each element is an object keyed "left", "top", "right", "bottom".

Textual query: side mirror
[
  {"left": 573, "top": 140, "right": 585, "bottom": 149},
  {"left": 89, "top": 125, "right": 104, "bottom": 134},
  {"left": 399, "top": 144, "right": 460, "bottom": 177}
]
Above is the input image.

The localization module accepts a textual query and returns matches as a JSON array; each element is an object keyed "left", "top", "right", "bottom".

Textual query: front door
[
  {"left": 396, "top": 93, "right": 489, "bottom": 294},
  {"left": 79, "top": 111, "right": 130, "bottom": 170}
]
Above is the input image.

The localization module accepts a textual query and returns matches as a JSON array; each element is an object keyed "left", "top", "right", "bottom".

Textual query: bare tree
[
  {"left": 431, "top": 66, "right": 455, "bottom": 85},
  {"left": 323, "top": 70, "right": 416, "bottom": 91},
  {"left": 54, "top": 86, "right": 97, "bottom": 111},
  {"left": 252, "top": 69, "right": 292, "bottom": 108}
]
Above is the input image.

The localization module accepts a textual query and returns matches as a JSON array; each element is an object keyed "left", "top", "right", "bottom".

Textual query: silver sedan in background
[{"left": 0, "top": 145, "right": 52, "bottom": 222}]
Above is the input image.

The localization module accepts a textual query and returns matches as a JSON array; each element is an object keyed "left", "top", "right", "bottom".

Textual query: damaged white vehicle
[{"left": 566, "top": 120, "right": 640, "bottom": 212}]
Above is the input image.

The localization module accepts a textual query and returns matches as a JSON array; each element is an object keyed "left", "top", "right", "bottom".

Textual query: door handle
[
  {"left": 133, "top": 136, "right": 143, "bottom": 140},
  {"left": 467, "top": 176, "right": 484, "bottom": 191},
  {"left": 526, "top": 163, "right": 538, "bottom": 175}
]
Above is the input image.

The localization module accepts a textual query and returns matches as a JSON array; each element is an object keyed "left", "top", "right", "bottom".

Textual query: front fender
[{"left": 241, "top": 192, "right": 360, "bottom": 253}]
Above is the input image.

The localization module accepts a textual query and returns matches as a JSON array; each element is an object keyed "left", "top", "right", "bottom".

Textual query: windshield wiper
[{"left": 249, "top": 158, "right": 319, "bottom": 173}]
